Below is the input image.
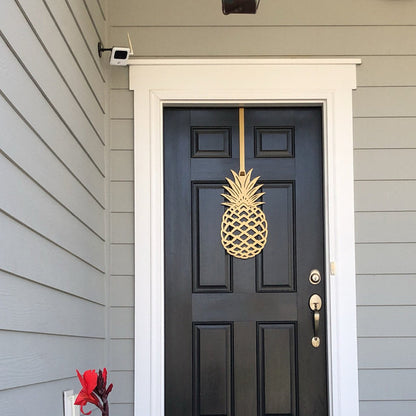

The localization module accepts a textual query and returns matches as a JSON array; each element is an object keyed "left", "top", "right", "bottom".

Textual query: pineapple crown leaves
[{"left": 221, "top": 168, "right": 265, "bottom": 207}]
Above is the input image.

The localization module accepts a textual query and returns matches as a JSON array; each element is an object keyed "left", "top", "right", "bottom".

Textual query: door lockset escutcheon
[{"left": 309, "top": 294, "right": 322, "bottom": 348}]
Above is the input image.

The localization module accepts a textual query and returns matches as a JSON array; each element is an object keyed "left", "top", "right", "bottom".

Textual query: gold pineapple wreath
[
  {"left": 220, "top": 108, "right": 268, "bottom": 259},
  {"left": 221, "top": 169, "right": 268, "bottom": 259}
]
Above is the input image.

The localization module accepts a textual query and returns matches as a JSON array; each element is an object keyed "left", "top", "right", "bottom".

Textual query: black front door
[{"left": 164, "top": 107, "right": 327, "bottom": 416}]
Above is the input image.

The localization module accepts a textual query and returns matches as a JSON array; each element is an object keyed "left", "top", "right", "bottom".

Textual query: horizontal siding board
[
  {"left": 357, "top": 275, "right": 416, "bottom": 306},
  {"left": 110, "top": 307, "right": 134, "bottom": 338},
  {"left": 110, "top": 89, "right": 134, "bottom": 119},
  {"left": 354, "top": 118, "right": 416, "bottom": 149},
  {"left": 0, "top": 53, "right": 104, "bottom": 206},
  {"left": 0, "top": 331, "right": 105, "bottom": 390},
  {"left": 0, "top": 4, "right": 105, "bottom": 168},
  {"left": 0, "top": 58, "right": 104, "bottom": 205},
  {"left": 110, "top": 339, "right": 134, "bottom": 370},
  {"left": 358, "top": 338, "right": 416, "bottom": 369},
  {"left": 111, "top": 182, "right": 134, "bottom": 212},
  {"left": 110, "top": 120, "right": 134, "bottom": 150},
  {"left": 0, "top": 377, "right": 85, "bottom": 416},
  {"left": 111, "top": 150, "right": 134, "bottom": 181},
  {"left": 109, "top": 404, "right": 134, "bottom": 416},
  {"left": 110, "top": 26, "right": 416, "bottom": 57},
  {"left": 354, "top": 87, "right": 416, "bottom": 118},
  {"left": 97, "top": 0, "right": 106, "bottom": 20},
  {"left": 110, "top": 276, "right": 134, "bottom": 306},
  {"left": 110, "top": 67, "right": 129, "bottom": 89},
  {"left": 355, "top": 212, "right": 416, "bottom": 243},
  {"left": 0, "top": 270, "right": 105, "bottom": 337},
  {"left": 0, "top": 214, "right": 105, "bottom": 303},
  {"left": 43, "top": 0, "right": 105, "bottom": 90},
  {"left": 360, "top": 401, "right": 416, "bottom": 416},
  {"left": 1, "top": 95, "right": 104, "bottom": 238},
  {"left": 357, "top": 56, "right": 416, "bottom": 87},
  {"left": 110, "top": 244, "right": 134, "bottom": 275},
  {"left": 111, "top": 213, "right": 134, "bottom": 243},
  {"left": 0, "top": 155, "right": 105, "bottom": 271},
  {"left": 355, "top": 181, "right": 416, "bottom": 212},
  {"left": 65, "top": 0, "right": 103, "bottom": 68},
  {"left": 354, "top": 149, "right": 416, "bottom": 180},
  {"left": 84, "top": 0, "right": 106, "bottom": 41},
  {"left": 359, "top": 369, "right": 416, "bottom": 400},
  {"left": 18, "top": 0, "right": 105, "bottom": 125},
  {"left": 356, "top": 243, "right": 416, "bottom": 275},
  {"left": 357, "top": 306, "right": 416, "bottom": 337},
  {"left": 109, "top": 0, "right": 416, "bottom": 26},
  {"left": 109, "top": 371, "right": 134, "bottom": 403}
]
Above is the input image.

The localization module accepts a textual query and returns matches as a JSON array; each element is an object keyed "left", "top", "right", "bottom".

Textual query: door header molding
[
  {"left": 129, "top": 57, "right": 361, "bottom": 66},
  {"left": 129, "top": 58, "right": 360, "bottom": 416}
]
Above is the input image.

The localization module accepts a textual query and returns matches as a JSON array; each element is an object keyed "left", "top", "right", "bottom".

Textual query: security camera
[
  {"left": 109, "top": 47, "right": 130, "bottom": 66},
  {"left": 98, "top": 34, "right": 134, "bottom": 66}
]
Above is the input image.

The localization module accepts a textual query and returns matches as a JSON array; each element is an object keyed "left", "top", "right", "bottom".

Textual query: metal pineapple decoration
[{"left": 221, "top": 108, "right": 268, "bottom": 259}]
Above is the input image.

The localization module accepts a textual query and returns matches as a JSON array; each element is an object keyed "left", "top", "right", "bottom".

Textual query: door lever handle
[
  {"left": 313, "top": 309, "right": 320, "bottom": 342},
  {"left": 309, "top": 294, "right": 322, "bottom": 348}
]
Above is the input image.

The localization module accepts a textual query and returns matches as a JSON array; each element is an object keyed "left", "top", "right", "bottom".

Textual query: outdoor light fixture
[{"left": 222, "top": 0, "right": 260, "bottom": 14}]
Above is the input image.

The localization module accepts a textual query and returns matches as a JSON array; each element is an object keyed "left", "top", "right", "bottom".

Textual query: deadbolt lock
[{"left": 309, "top": 269, "right": 321, "bottom": 285}]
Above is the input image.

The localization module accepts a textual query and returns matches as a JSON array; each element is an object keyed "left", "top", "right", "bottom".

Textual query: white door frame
[{"left": 129, "top": 58, "right": 361, "bottom": 416}]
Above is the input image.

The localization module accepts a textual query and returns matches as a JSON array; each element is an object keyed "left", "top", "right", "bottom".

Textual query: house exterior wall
[
  {"left": 109, "top": 1, "right": 416, "bottom": 415},
  {"left": 0, "top": 0, "right": 109, "bottom": 414},
  {"left": 0, "top": 0, "right": 415, "bottom": 415}
]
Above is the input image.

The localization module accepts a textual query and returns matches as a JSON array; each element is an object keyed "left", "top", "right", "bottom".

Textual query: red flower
[
  {"left": 75, "top": 368, "right": 113, "bottom": 416},
  {"left": 75, "top": 369, "right": 100, "bottom": 415}
]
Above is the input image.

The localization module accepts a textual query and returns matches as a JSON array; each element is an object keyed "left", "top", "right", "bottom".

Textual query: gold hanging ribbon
[{"left": 239, "top": 107, "right": 245, "bottom": 176}]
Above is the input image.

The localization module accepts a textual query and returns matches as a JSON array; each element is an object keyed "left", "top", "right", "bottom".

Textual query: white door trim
[{"left": 129, "top": 58, "right": 361, "bottom": 416}]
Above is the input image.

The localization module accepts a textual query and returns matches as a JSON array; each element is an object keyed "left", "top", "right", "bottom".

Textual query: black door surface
[{"left": 164, "top": 107, "right": 327, "bottom": 416}]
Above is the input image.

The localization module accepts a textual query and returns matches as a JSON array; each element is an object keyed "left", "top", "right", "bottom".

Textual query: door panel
[
  {"left": 164, "top": 107, "right": 327, "bottom": 416},
  {"left": 256, "top": 182, "right": 295, "bottom": 292},
  {"left": 192, "top": 183, "right": 233, "bottom": 292},
  {"left": 257, "top": 323, "right": 297, "bottom": 415},
  {"left": 193, "top": 323, "right": 234, "bottom": 415}
]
